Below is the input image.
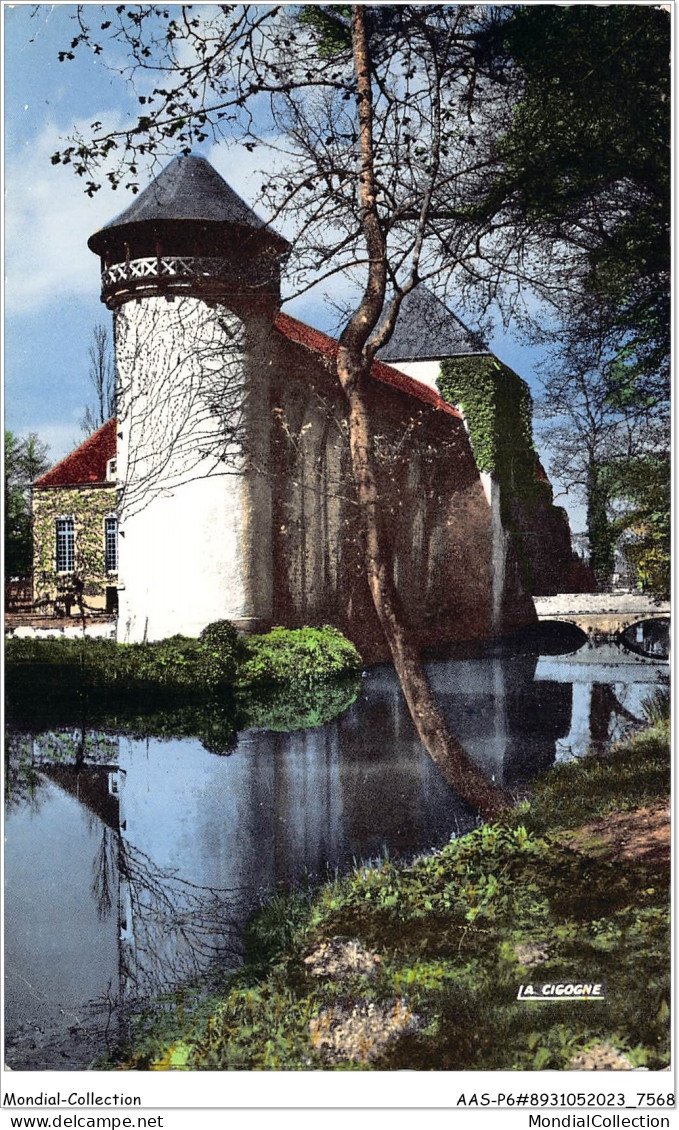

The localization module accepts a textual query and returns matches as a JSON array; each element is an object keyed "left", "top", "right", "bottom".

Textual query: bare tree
[
  {"left": 46, "top": 5, "right": 540, "bottom": 817},
  {"left": 81, "top": 324, "right": 116, "bottom": 436},
  {"left": 533, "top": 298, "right": 669, "bottom": 586}
]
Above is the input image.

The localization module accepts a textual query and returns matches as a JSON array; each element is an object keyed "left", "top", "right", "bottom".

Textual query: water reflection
[
  {"left": 534, "top": 640, "right": 666, "bottom": 760},
  {"left": 619, "top": 617, "right": 670, "bottom": 660},
  {"left": 4, "top": 636, "right": 667, "bottom": 1069}
]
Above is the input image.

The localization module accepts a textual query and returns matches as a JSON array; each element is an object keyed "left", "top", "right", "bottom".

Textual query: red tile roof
[
  {"left": 274, "top": 312, "right": 462, "bottom": 420},
  {"left": 36, "top": 315, "right": 461, "bottom": 489},
  {"left": 35, "top": 419, "right": 117, "bottom": 488}
]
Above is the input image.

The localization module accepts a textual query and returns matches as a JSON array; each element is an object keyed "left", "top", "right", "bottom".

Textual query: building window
[
  {"left": 105, "top": 516, "right": 118, "bottom": 573},
  {"left": 106, "top": 458, "right": 117, "bottom": 481},
  {"left": 55, "top": 517, "right": 75, "bottom": 573}
]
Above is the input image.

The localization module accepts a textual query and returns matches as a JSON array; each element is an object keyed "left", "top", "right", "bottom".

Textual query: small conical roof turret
[
  {"left": 88, "top": 154, "right": 289, "bottom": 310},
  {"left": 377, "top": 287, "right": 489, "bottom": 362},
  {"left": 88, "top": 155, "right": 287, "bottom": 251}
]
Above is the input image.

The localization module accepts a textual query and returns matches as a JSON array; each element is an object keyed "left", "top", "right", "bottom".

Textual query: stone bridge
[{"left": 533, "top": 592, "right": 670, "bottom": 637}]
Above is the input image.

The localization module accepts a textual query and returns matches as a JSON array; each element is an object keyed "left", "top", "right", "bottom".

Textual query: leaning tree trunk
[
  {"left": 340, "top": 358, "right": 509, "bottom": 821},
  {"left": 335, "top": 7, "right": 510, "bottom": 821}
]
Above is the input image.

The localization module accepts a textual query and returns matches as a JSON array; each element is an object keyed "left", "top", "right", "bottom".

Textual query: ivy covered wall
[
  {"left": 437, "top": 356, "right": 590, "bottom": 596},
  {"left": 437, "top": 355, "right": 549, "bottom": 506},
  {"left": 33, "top": 485, "right": 117, "bottom": 614}
]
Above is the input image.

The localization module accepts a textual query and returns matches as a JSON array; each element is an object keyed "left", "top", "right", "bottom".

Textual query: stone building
[
  {"left": 32, "top": 154, "right": 580, "bottom": 657},
  {"left": 33, "top": 419, "right": 118, "bottom": 616}
]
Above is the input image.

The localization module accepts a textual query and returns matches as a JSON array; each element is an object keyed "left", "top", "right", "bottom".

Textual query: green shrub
[
  {"left": 199, "top": 620, "right": 244, "bottom": 668},
  {"left": 6, "top": 624, "right": 362, "bottom": 700},
  {"left": 5, "top": 636, "right": 119, "bottom": 668},
  {"left": 238, "top": 626, "right": 362, "bottom": 687},
  {"left": 121, "top": 636, "right": 236, "bottom": 691}
]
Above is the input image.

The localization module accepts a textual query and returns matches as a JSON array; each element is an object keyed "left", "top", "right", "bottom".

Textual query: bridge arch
[{"left": 534, "top": 594, "right": 670, "bottom": 642}]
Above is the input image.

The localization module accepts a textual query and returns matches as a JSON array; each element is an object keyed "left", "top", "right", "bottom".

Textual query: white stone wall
[
  {"left": 113, "top": 295, "right": 256, "bottom": 642},
  {"left": 480, "top": 471, "right": 509, "bottom": 636},
  {"left": 384, "top": 359, "right": 441, "bottom": 390}
]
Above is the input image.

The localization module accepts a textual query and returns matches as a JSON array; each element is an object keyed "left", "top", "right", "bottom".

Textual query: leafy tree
[
  {"left": 477, "top": 4, "right": 670, "bottom": 402},
  {"left": 534, "top": 298, "right": 668, "bottom": 589},
  {"left": 5, "top": 431, "right": 50, "bottom": 577},
  {"left": 487, "top": 4, "right": 671, "bottom": 597},
  {"left": 81, "top": 323, "right": 116, "bottom": 435}
]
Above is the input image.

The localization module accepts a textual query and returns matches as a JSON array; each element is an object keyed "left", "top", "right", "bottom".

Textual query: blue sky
[{"left": 3, "top": 3, "right": 586, "bottom": 531}]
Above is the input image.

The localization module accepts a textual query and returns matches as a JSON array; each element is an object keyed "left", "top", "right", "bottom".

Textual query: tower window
[
  {"left": 55, "top": 518, "right": 75, "bottom": 573},
  {"left": 106, "top": 458, "right": 117, "bottom": 481},
  {"left": 105, "top": 516, "right": 118, "bottom": 573}
]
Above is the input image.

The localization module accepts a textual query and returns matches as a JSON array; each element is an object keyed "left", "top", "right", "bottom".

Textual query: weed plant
[{"left": 640, "top": 678, "right": 671, "bottom": 726}]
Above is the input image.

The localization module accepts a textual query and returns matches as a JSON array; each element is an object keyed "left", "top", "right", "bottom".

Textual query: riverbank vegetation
[
  {"left": 117, "top": 710, "right": 670, "bottom": 1072},
  {"left": 5, "top": 622, "right": 363, "bottom": 702}
]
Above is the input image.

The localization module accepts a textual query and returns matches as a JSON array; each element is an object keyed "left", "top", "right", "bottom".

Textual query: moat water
[{"left": 4, "top": 625, "right": 669, "bottom": 1069}]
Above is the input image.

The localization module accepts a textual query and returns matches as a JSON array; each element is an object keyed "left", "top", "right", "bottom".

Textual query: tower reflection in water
[{"left": 4, "top": 635, "right": 667, "bottom": 1067}]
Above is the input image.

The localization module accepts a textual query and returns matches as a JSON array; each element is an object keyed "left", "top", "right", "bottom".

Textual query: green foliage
[
  {"left": 193, "top": 620, "right": 246, "bottom": 687},
  {"left": 608, "top": 455, "right": 670, "bottom": 599},
  {"left": 238, "top": 626, "right": 362, "bottom": 687},
  {"left": 242, "top": 885, "right": 317, "bottom": 975},
  {"left": 5, "top": 635, "right": 233, "bottom": 693},
  {"left": 127, "top": 982, "right": 323, "bottom": 1071},
  {"left": 587, "top": 462, "right": 616, "bottom": 585},
  {"left": 437, "top": 355, "right": 552, "bottom": 589},
  {"left": 199, "top": 619, "right": 244, "bottom": 661},
  {"left": 6, "top": 676, "right": 364, "bottom": 761},
  {"left": 6, "top": 626, "right": 362, "bottom": 715},
  {"left": 4, "top": 731, "right": 46, "bottom": 811},
  {"left": 5, "top": 431, "right": 50, "bottom": 577},
  {"left": 298, "top": 5, "right": 352, "bottom": 57},
  {"left": 483, "top": 5, "right": 670, "bottom": 399},
  {"left": 437, "top": 356, "right": 537, "bottom": 494},
  {"left": 506, "top": 721, "right": 670, "bottom": 838},
  {"left": 640, "top": 680, "right": 670, "bottom": 727},
  {"left": 124, "top": 636, "right": 239, "bottom": 690}
]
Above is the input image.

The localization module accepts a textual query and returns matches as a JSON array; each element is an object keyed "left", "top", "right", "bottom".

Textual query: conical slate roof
[
  {"left": 88, "top": 154, "right": 288, "bottom": 252},
  {"left": 377, "top": 287, "right": 488, "bottom": 362}
]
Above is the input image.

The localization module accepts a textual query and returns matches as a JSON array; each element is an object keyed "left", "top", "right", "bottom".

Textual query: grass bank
[{"left": 119, "top": 717, "right": 670, "bottom": 1071}]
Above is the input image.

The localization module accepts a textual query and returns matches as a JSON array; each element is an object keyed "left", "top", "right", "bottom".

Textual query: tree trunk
[
  {"left": 586, "top": 462, "right": 614, "bottom": 588},
  {"left": 341, "top": 361, "right": 509, "bottom": 820},
  {"left": 334, "top": 6, "right": 510, "bottom": 821}
]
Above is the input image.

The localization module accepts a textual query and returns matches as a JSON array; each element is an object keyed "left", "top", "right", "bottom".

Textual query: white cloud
[{"left": 4, "top": 112, "right": 140, "bottom": 315}]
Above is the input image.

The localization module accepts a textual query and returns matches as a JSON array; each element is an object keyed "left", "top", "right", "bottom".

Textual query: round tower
[{"left": 88, "top": 154, "right": 290, "bottom": 642}]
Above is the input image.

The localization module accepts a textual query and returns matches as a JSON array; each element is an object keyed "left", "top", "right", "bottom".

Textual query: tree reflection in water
[
  {"left": 5, "top": 640, "right": 668, "bottom": 1068},
  {"left": 92, "top": 825, "right": 117, "bottom": 922},
  {"left": 116, "top": 837, "right": 243, "bottom": 1002},
  {"left": 589, "top": 683, "right": 643, "bottom": 750}
]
